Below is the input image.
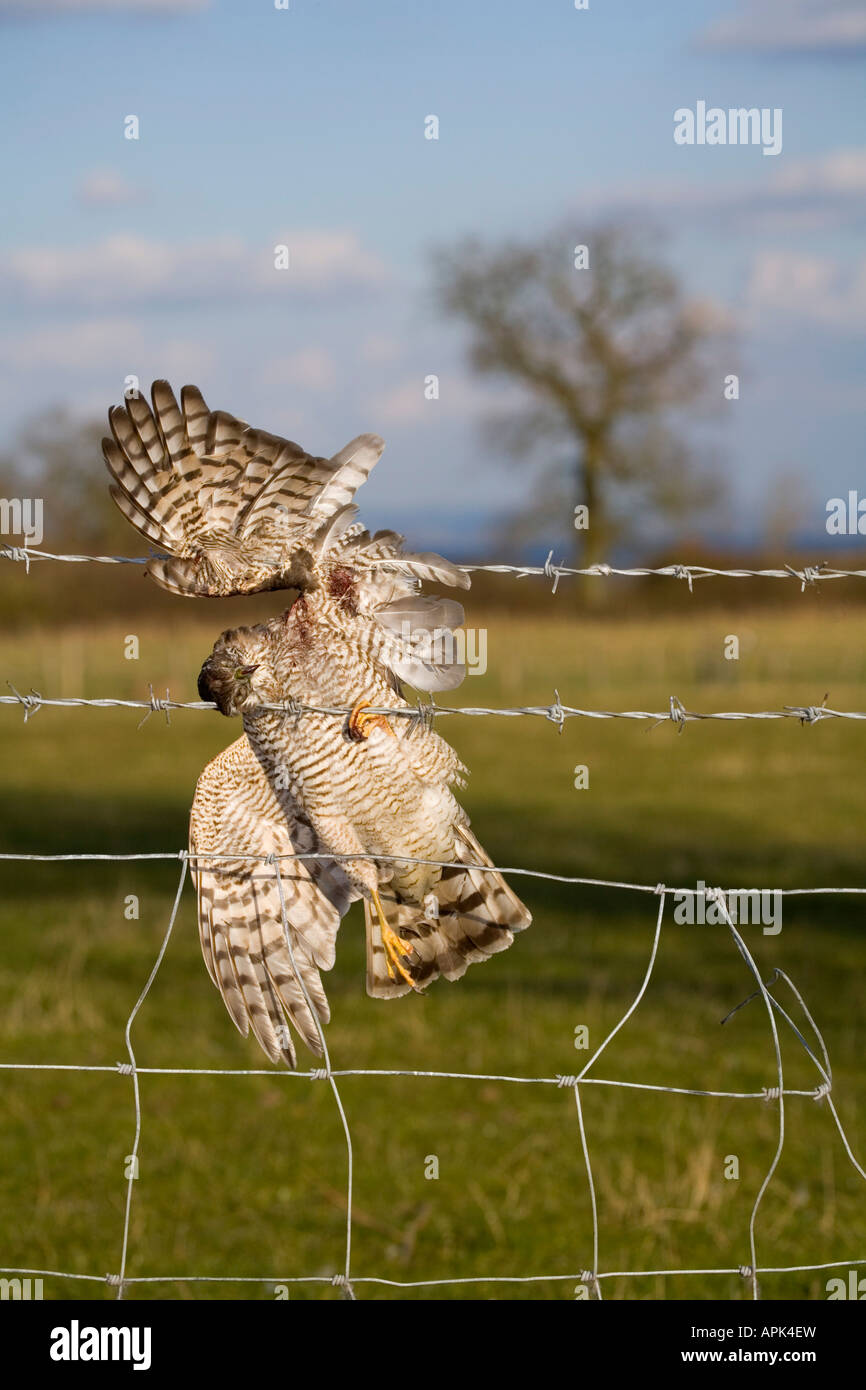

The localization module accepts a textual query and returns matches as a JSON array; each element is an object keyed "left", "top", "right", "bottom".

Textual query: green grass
[{"left": 0, "top": 606, "right": 864, "bottom": 1300}]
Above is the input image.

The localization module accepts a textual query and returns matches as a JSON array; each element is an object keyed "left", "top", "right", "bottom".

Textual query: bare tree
[
  {"left": 434, "top": 223, "right": 726, "bottom": 569},
  {"left": 0, "top": 409, "right": 127, "bottom": 552}
]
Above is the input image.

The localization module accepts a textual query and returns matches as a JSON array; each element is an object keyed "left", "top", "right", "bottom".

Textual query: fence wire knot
[
  {"left": 813, "top": 1082, "right": 832, "bottom": 1101},
  {"left": 409, "top": 696, "right": 436, "bottom": 735},
  {"left": 556, "top": 1075, "right": 579, "bottom": 1088},
  {"left": 543, "top": 550, "right": 563, "bottom": 594},
  {"left": 738, "top": 1265, "right": 754, "bottom": 1279},
  {"left": 784, "top": 694, "right": 829, "bottom": 726},
  {"left": 2, "top": 545, "right": 31, "bottom": 572},
  {"left": 309, "top": 1068, "right": 331, "bottom": 1081},
  {"left": 669, "top": 696, "right": 687, "bottom": 733},
  {"left": 6, "top": 683, "right": 43, "bottom": 722},
  {"left": 138, "top": 685, "right": 172, "bottom": 729},
  {"left": 547, "top": 689, "right": 566, "bottom": 734},
  {"left": 331, "top": 1273, "right": 356, "bottom": 1299},
  {"left": 116, "top": 1062, "right": 134, "bottom": 1076},
  {"left": 587, "top": 562, "right": 612, "bottom": 577},
  {"left": 785, "top": 563, "right": 823, "bottom": 592},
  {"left": 105, "top": 1273, "right": 123, "bottom": 1287},
  {"left": 654, "top": 883, "right": 667, "bottom": 896},
  {"left": 762, "top": 1086, "right": 783, "bottom": 1102}
]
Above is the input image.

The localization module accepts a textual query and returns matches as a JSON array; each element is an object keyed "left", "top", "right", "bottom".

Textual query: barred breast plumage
[{"left": 196, "top": 590, "right": 531, "bottom": 1047}]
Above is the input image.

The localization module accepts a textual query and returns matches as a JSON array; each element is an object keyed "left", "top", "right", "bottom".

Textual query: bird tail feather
[{"left": 365, "top": 825, "right": 531, "bottom": 999}]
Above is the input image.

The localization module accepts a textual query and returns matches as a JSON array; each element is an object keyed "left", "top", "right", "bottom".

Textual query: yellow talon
[
  {"left": 373, "top": 888, "right": 421, "bottom": 991},
  {"left": 347, "top": 698, "right": 395, "bottom": 742}
]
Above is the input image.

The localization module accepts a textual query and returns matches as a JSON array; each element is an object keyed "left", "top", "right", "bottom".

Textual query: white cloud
[
  {"left": 0, "top": 232, "right": 387, "bottom": 307},
  {"left": 746, "top": 250, "right": 866, "bottom": 330},
  {"left": 0, "top": 318, "right": 141, "bottom": 369},
  {"left": 0, "top": 317, "right": 214, "bottom": 375},
  {"left": 78, "top": 169, "right": 141, "bottom": 206},
  {"left": 263, "top": 348, "right": 336, "bottom": 392},
  {"left": 698, "top": 0, "right": 866, "bottom": 54},
  {"left": 588, "top": 148, "right": 866, "bottom": 233},
  {"left": 371, "top": 374, "right": 495, "bottom": 424}
]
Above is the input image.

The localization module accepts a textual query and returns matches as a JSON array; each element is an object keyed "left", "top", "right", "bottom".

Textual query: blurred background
[{"left": 0, "top": 0, "right": 864, "bottom": 1301}]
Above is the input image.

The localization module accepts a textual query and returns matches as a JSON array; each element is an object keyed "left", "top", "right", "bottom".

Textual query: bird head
[{"left": 197, "top": 627, "right": 274, "bottom": 716}]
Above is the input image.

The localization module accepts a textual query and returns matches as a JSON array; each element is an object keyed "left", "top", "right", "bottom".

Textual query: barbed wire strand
[
  {"left": 2, "top": 687, "right": 865, "bottom": 730},
  {"left": 0, "top": 854, "right": 863, "bottom": 1298},
  {"left": 3, "top": 545, "right": 866, "bottom": 593}
]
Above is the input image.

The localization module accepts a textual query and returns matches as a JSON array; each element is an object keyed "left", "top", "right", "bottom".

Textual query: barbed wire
[
  {"left": 1, "top": 686, "right": 863, "bottom": 731},
  {"left": 2, "top": 544, "right": 866, "bottom": 592},
  {"left": 0, "top": 851, "right": 863, "bottom": 1300}
]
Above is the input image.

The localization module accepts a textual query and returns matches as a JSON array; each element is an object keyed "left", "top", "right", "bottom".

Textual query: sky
[{"left": 0, "top": 0, "right": 864, "bottom": 551}]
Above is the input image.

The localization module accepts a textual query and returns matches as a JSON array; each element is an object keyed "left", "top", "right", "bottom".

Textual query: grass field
[{"left": 0, "top": 602, "right": 864, "bottom": 1300}]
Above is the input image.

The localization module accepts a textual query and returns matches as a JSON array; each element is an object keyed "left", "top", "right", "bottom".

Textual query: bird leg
[
  {"left": 347, "top": 698, "right": 396, "bottom": 742},
  {"left": 372, "top": 887, "right": 421, "bottom": 991}
]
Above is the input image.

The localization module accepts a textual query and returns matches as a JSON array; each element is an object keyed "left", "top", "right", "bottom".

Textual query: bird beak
[{"left": 240, "top": 664, "right": 260, "bottom": 676}]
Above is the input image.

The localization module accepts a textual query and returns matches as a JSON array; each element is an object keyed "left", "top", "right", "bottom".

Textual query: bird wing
[
  {"left": 189, "top": 735, "right": 357, "bottom": 1066},
  {"left": 103, "top": 379, "right": 385, "bottom": 596}
]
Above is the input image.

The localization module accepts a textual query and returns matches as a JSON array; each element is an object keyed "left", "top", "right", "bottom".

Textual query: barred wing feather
[{"left": 189, "top": 736, "right": 357, "bottom": 1066}]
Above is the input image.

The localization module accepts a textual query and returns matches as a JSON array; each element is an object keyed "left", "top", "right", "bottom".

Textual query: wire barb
[
  {"left": 6, "top": 682, "right": 43, "bottom": 722},
  {"left": 547, "top": 689, "right": 566, "bottom": 733},
  {"left": 137, "top": 684, "right": 172, "bottom": 730},
  {"left": 543, "top": 549, "right": 563, "bottom": 594}
]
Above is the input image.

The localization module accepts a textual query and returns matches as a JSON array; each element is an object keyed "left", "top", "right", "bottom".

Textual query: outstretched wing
[
  {"left": 189, "top": 736, "right": 357, "bottom": 1066},
  {"left": 103, "top": 380, "right": 385, "bottom": 596}
]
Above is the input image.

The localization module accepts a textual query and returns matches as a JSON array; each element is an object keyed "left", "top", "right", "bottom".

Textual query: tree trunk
[{"left": 574, "top": 438, "right": 609, "bottom": 608}]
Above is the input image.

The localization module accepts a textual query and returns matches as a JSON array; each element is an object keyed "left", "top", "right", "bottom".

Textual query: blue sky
[{"left": 0, "top": 0, "right": 864, "bottom": 550}]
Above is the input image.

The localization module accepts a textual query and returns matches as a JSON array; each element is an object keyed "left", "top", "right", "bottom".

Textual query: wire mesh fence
[{"left": 0, "top": 850, "right": 863, "bottom": 1301}]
